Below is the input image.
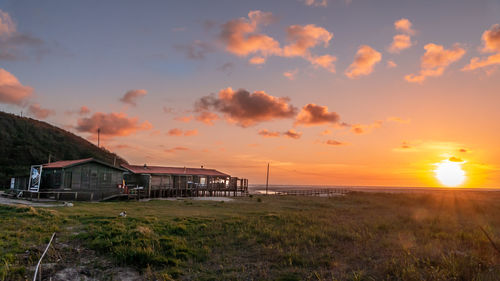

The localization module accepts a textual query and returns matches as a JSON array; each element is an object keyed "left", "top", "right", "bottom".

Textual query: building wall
[{"left": 41, "top": 162, "right": 123, "bottom": 192}]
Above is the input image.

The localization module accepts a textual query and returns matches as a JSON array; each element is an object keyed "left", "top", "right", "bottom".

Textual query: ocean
[{"left": 249, "top": 184, "right": 500, "bottom": 194}]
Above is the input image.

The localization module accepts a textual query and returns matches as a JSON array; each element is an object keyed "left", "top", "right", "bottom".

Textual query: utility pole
[
  {"left": 266, "top": 163, "right": 269, "bottom": 195},
  {"left": 97, "top": 128, "right": 101, "bottom": 148}
]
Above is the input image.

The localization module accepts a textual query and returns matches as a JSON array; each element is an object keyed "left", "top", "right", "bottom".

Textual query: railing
[{"left": 33, "top": 232, "right": 56, "bottom": 281}]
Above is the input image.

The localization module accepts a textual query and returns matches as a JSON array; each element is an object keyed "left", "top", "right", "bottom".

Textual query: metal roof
[
  {"left": 121, "top": 164, "right": 230, "bottom": 177},
  {"left": 43, "top": 158, "right": 125, "bottom": 171}
]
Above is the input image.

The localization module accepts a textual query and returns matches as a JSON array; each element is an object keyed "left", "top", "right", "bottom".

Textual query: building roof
[
  {"left": 121, "top": 164, "right": 230, "bottom": 177},
  {"left": 43, "top": 158, "right": 125, "bottom": 171}
]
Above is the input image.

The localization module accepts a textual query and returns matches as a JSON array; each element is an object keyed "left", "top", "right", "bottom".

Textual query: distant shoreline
[{"left": 249, "top": 184, "right": 500, "bottom": 194}]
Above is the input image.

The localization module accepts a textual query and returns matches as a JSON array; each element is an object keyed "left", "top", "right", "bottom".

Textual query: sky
[{"left": 1, "top": 0, "right": 500, "bottom": 187}]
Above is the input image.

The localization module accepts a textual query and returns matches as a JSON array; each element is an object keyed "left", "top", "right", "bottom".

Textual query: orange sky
[{"left": 1, "top": 1, "right": 499, "bottom": 187}]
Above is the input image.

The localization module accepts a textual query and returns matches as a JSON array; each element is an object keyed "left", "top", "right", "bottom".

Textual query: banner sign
[
  {"left": 10, "top": 178, "right": 15, "bottom": 189},
  {"left": 29, "top": 165, "right": 43, "bottom": 192}
]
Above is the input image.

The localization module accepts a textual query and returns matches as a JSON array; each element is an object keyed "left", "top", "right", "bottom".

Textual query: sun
[{"left": 434, "top": 158, "right": 466, "bottom": 187}]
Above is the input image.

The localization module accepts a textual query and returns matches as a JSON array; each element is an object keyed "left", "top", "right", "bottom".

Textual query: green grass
[{"left": 1, "top": 191, "right": 500, "bottom": 280}]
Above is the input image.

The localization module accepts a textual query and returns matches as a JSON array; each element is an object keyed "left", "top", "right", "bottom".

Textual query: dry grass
[{"left": 1, "top": 191, "right": 500, "bottom": 280}]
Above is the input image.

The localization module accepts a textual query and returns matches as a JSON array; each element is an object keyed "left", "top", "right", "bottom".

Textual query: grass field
[{"left": 1, "top": 191, "right": 500, "bottom": 280}]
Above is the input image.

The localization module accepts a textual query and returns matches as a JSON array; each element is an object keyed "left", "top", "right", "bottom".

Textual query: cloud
[
  {"left": 481, "top": 24, "right": 500, "bottom": 53},
  {"left": 194, "top": 87, "right": 297, "bottom": 127},
  {"left": 249, "top": 56, "right": 266, "bottom": 64},
  {"left": 389, "top": 34, "right": 412, "bottom": 53},
  {"left": 164, "top": 146, "right": 189, "bottom": 153},
  {"left": 195, "top": 111, "right": 219, "bottom": 125},
  {"left": 28, "top": 103, "right": 55, "bottom": 119},
  {"left": 0, "top": 68, "right": 33, "bottom": 105},
  {"left": 321, "top": 129, "right": 332, "bottom": 135},
  {"left": 174, "top": 40, "right": 214, "bottom": 60},
  {"left": 449, "top": 156, "right": 463, "bottom": 162},
  {"left": 350, "top": 121, "right": 382, "bottom": 134},
  {"left": 219, "top": 11, "right": 336, "bottom": 72},
  {"left": 75, "top": 112, "right": 152, "bottom": 137},
  {"left": 168, "top": 128, "right": 198, "bottom": 136},
  {"left": 120, "top": 89, "right": 147, "bottom": 106},
  {"left": 283, "top": 69, "right": 299, "bottom": 80},
  {"left": 79, "top": 106, "right": 90, "bottom": 115},
  {"left": 65, "top": 105, "right": 91, "bottom": 116},
  {"left": 303, "top": 0, "right": 328, "bottom": 7},
  {"left": 219, "top": 10, "right": 281, "bottom": 59},
  {"left": 0, "top": 10, "right": 46, "bottom": 61},
  {"left": 387, "top": 60, "right": 397, "bottom": 68},
  {"left": 0, "top": 9, "right": 15, "bottom": 37},
  {"left": 295, "top": 103, "right": 341, "bottom": 126},
  {"left": 345, "top": 45, "right": 382, "bottom": 78},
  {"left": 388, "top": 19, "right": 414, "bottom": 54},
  {"left": 463, "top": 24, "right": 500, "bottom": 71},
  {"left": 258, "top": 129, "right": 281, "bottom": 137},
  {"left": 387, "top": 116, "right": 410, "bottom": 124},
  {"left": 458, "top": 148, "right": 468, "bottom": 153},
  {"left": 174, "top": 115, "right": 193, "bottom": 122},
  {"left": 405, "top": 43, "right": 465, "bottom": 83},
  {"left": 167, "top": 128, "right": 183, "bottom": 136},
  {"left": 307, "top": 54, "right": 337, "bottom": 72},
  {"left": 283, "top": 24, "right": 336, "bottom": 72},
  {"left": 325, "top": 140, "right": 348, "bottom": 146},
  {"left": 283, "top": 24, "right": 332, "bottom": 57},
  {"left": 394, "top": 18, "right": 414, "bottom": 35},
  {"left": 184, "top": 129, "right": 198, "bottom": 136},
  {"left": 283, "top": 129, "right": 302, "bottom": 139},
  {"left": 400, "top": 141, "right": 413, "bottom": 149}
]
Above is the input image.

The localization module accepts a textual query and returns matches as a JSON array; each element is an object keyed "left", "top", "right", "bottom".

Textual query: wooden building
[
  {"left": 121, "top": 164, "right": 248, "bottom": 197},
  {"left": 36, "top": 158, "right": 125, "bottom": 200}
]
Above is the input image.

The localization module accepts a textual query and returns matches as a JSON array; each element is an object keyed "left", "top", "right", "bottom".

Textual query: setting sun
[{"left": 434, "top": 159, "right": 466, "bottom": 187}]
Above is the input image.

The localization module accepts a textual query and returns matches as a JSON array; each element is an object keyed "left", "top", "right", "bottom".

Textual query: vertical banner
[
  {"left": 29, "top": 165, "right": 43, "bottom": 192},
  {"left": 10, "top": 178, "right": 15, "bottom": 189}
]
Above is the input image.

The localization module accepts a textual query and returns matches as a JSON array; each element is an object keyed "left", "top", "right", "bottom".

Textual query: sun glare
[{"left": 434, "top": 159, "right": 466, "bottom": 187}]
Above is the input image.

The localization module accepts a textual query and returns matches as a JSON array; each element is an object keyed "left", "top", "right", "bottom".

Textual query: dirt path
[{"left": 0, "top": 191, "right": 64, "bottom": 207}]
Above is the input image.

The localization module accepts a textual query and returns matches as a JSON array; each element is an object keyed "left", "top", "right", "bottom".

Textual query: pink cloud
[
  {"left": 350, "top": 121, "right": 382, "bottom": 134},
  {"left": 463, "top": 24, "right": 500, "bottom": 71},
  {"left": 195, "top": 111, "right": 219, "bottom": 125},
  {"left": 184, "top": 129, "right": 198, "bottom": 136},
  {"left": 167, "top": 128, "right": 183, "bottom": 136},
  {"left": 283, "top": 69, "right": 298, "bottom": 80},
  {"left": 258, "top": 129, "right": 281, "bottom": 137},
  {"left": 0, "top": 68, "right": 33, "bottom": 105},
  {"left": 220, "top": 10, "right": 281, "bottom": 59},
  {"left": 195, "top": 87, "right": 297, "bottom": 127},
  {"left": 119, "top": 89, "right": 147, "bottom": 106},
  {"left": 0, "top": 9, "right": 15, "bottom": 37},
  {"left": 345, "top": 45, "right": 382, "bottom": 79},
  {"left": 28, "top": 103, "right": 55, "bottom": 119},
  {"left": 405, "top": 43, "right": 465, "bottom": 83},
  {"left": 295, "top": 103, "right": 341, "bottom": 127},
  {"left": 283, "top": 129, "right": 302, "bottom": 139},
  {"left": 394, "top": 18, "right": 414, "bottom": 35},
  {"left": 389, "top": 34, "right": 412, "bottom": 53},
  {"left": 76, "top": 112, "right": 152, "bottom": 137},
  {"left": 325, "top": 140, "right": 349, "bottom": 146},
  {"left": 219, "top": 11, "right": 336, "bottom": 72},
  {"left": 164, "top": 146, "right": 190, "bottom": 153}
]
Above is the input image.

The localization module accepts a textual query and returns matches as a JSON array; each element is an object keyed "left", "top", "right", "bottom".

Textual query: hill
[{"left": 0, "top": 111, "right": 127, "bottom": 188}]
